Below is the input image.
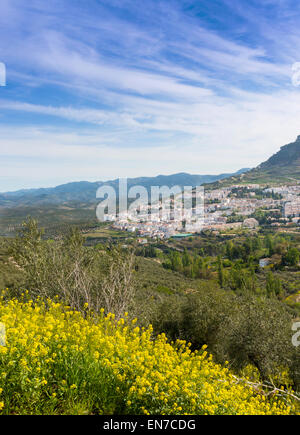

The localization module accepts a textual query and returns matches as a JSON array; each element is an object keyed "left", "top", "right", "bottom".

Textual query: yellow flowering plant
[{"left": 0, "top": 294, "right": 297, "bottom": 415}]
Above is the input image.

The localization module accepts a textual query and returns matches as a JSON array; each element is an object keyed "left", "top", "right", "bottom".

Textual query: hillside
[
  {"left": 205, "top": 136, "right": 300, "bottom": 189},
  {"left": 0, "top": 297, "right": 295, "bottom": 415},
  {"left": 1, "top": 216, "right": 300, "bottom": 414}
]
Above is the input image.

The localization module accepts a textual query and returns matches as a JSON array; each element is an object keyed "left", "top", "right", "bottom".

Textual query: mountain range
[
  {"left": 3, "top": 134, "right": 300, "bottom": 208},
  {"left": 1, "top": 136, "right": 300, "bottom": 234},
  {"left": 0, "top": 169, "right": 249, "bottom": 208}
]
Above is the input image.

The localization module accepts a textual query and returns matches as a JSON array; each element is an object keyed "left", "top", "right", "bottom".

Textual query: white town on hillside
[{"left": 103, "top": 183, "right": 300, "bottom": 240}]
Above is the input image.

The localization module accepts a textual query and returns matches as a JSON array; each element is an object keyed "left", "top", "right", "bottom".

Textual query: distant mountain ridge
[
  {"left": 0, "top": 169, "right": 249, "bottom": 207},
  {"left": 205, "top": 135, "right": 300, "bottom": 189}
]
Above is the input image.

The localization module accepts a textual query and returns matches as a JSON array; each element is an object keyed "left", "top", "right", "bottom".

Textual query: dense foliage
[
  {"left": 0, "top": 296, "right": 296, "bottom": 415},
  {"left": 0, "top": 219, "right": 300, "bottom": 414}
]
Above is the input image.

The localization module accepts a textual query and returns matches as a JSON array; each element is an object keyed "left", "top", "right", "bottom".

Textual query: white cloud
[{"left": 1, "top": 0, "right": 300, "bottom": 190}]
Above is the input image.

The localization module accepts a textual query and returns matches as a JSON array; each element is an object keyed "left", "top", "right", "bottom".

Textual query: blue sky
[{"left": 1, "top": 0, "right": 300, "bottom": 191}]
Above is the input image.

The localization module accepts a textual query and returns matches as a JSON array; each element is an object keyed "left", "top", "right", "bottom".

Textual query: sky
[{"left": 1, "top": 0, "right": 300, "bottom": 191}]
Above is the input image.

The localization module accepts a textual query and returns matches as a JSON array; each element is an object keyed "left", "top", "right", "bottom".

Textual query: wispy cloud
[{"left": 1, "top": 0, "right": 300, "bottom": 190}]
